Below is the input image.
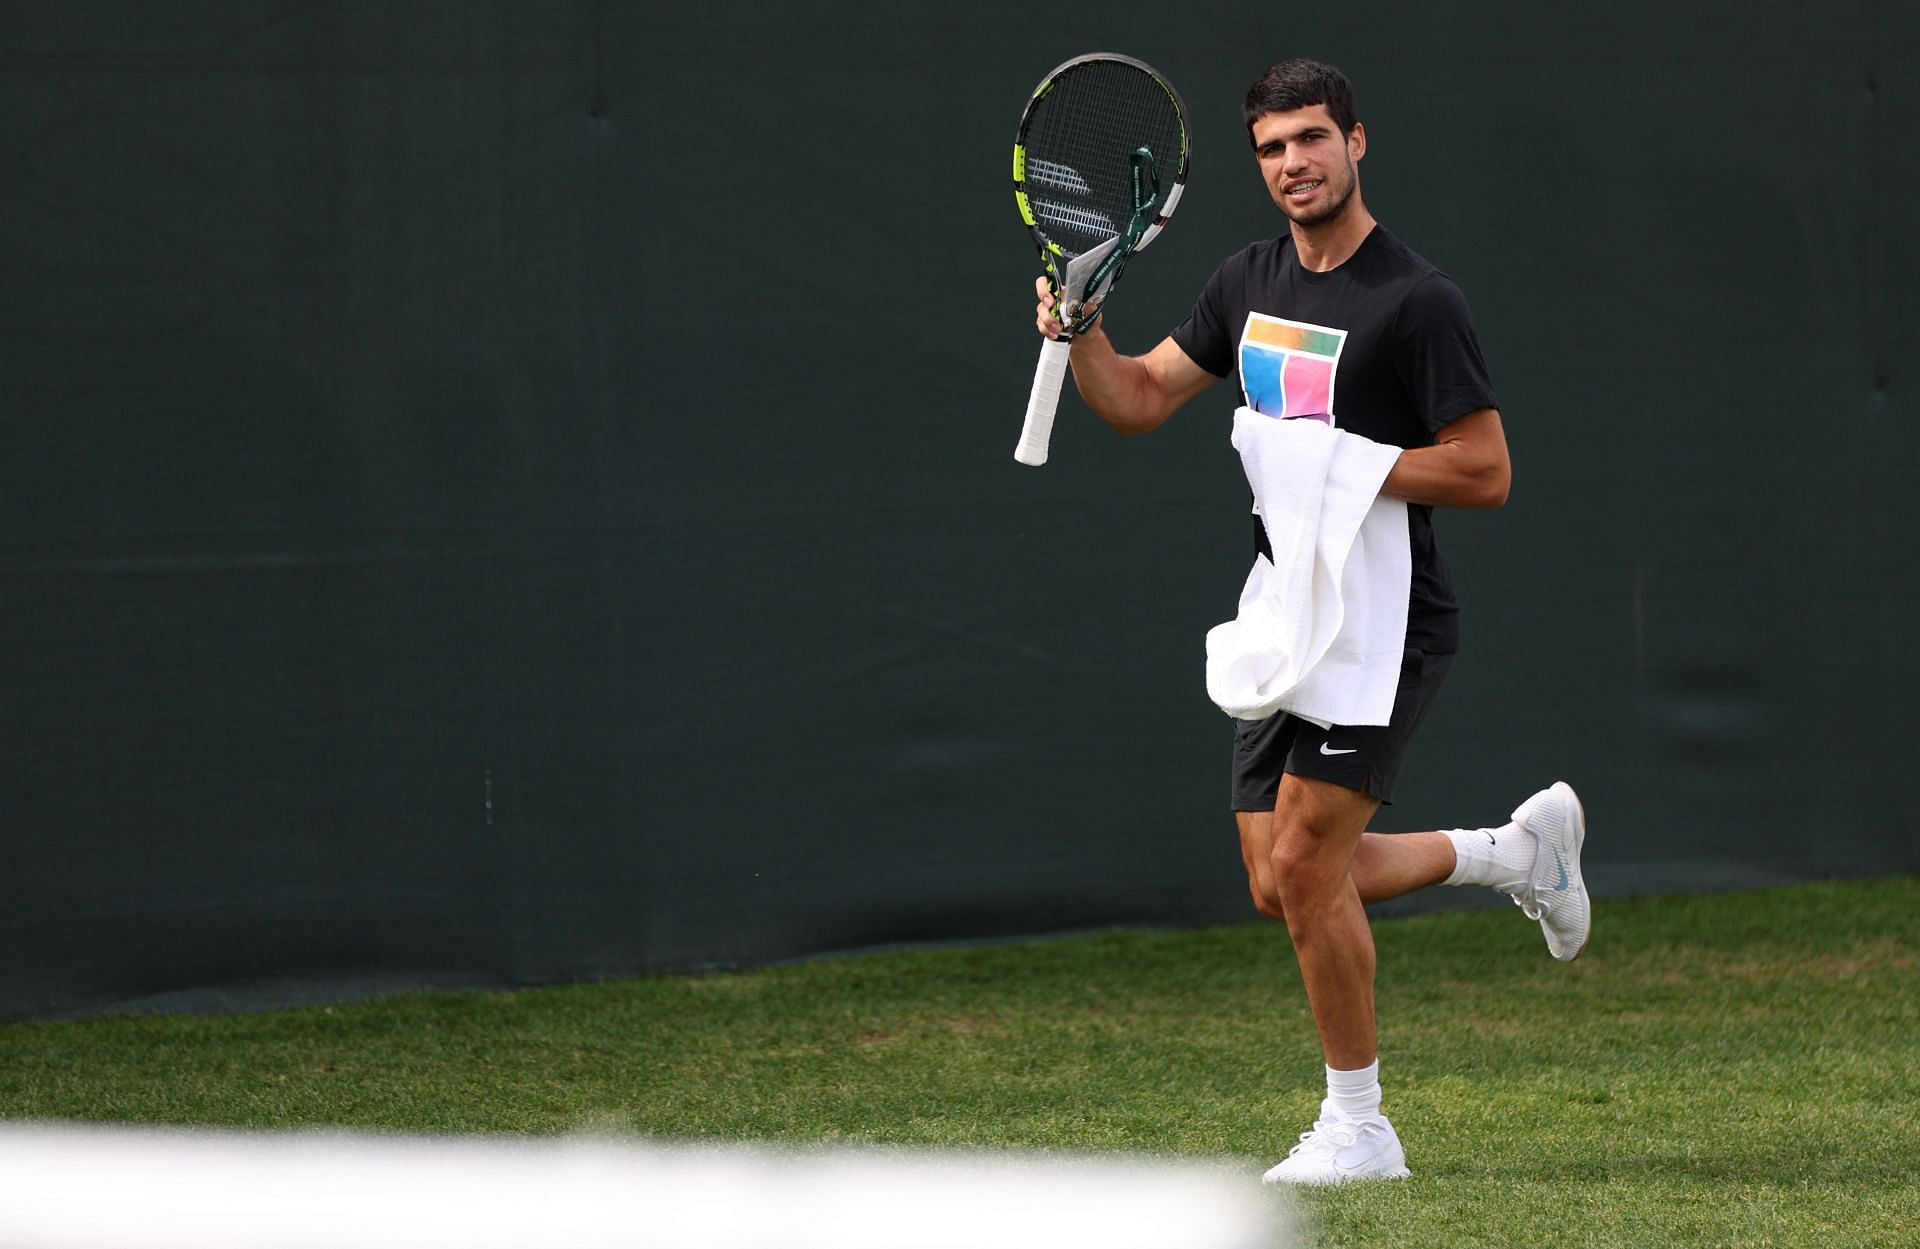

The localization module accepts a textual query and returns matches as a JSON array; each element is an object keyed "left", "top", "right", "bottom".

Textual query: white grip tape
[{"left": 1014, "top": 337, "right": 1071, "bottom": 466}]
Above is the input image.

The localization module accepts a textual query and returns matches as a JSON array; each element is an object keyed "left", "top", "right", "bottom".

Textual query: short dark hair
[{"left": 1242, "top": 58, "right": 1358, "bottom": 139}]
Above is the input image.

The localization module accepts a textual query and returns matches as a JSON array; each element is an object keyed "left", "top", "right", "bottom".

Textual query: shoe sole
[
  {"left": 1555, "top": 782, "right": 1591, "bottom": 961},
  {"left": 1264, "top": 1163, "right": 1411, "bottom": 1186}
]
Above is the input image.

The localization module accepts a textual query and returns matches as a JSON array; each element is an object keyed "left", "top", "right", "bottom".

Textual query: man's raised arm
[{"left": 1035, "top": 276, "right": 1217, "bottom": 436}]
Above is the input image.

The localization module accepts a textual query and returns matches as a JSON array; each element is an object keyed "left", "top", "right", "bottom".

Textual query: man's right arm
[{"left": 1035, "top": 277, "right": 1217, "bottom": 435}]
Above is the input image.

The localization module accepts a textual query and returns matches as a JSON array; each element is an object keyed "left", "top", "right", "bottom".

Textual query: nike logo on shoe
[
  {"left": 1319, "top": 743, "right": 1358, "bottom": 756},
  {"left": 1548, "top": 847, "right": 1570, "bottom": 891},
  {"left": 1335, "top": 1143, "right": 1384, "bottom": 1171}
]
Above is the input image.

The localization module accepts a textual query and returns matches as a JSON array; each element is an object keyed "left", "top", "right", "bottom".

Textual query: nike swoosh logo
[
  {"left": 1319, "top": 743, "right": 1358, "bottom": 756},
  {"left": 1549, "top": 847, "right": 1570, "bottom": 891}
]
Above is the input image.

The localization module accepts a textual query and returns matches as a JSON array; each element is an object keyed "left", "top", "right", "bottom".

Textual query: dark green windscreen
[{"left": 2, "top": 2, "right": 1913, "bottom": 1019}]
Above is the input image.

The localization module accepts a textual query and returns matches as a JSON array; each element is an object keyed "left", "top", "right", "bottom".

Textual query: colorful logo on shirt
[{"left": 1238, "top": 313, "right": 1347, "bottom": 424}]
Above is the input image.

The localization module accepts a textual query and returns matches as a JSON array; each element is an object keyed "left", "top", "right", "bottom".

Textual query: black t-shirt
[{"left": 1170, "top": 225, "right": 1498, "bottom": 654}]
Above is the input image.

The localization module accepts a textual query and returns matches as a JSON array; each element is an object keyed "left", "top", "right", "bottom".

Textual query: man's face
[{"left": 1250, "top": 105, "right": 1365, "bottom": 227}]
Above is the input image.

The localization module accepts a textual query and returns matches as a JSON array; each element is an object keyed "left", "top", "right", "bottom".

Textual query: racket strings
[{"left": 1023, "top": 64, "right": 1185, "bottom": 259}]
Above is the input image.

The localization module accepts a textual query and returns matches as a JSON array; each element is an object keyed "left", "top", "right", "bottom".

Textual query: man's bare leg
[
  {"left": 1244, "top": 773, "right": 1414, "bottom": 1185},
  {"left": 1237, "top": 809, "right": 1456, "bottom": 919},
  {"left": 1259, "top": 773, "right": 1386, "bottom": 1069}
]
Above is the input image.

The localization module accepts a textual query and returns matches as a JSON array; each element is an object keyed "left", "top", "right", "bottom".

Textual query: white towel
[{"left": 1205, "top": 408, "right": 1411, "bottom": 728}]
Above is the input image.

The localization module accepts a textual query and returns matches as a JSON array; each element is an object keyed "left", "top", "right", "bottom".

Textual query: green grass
[{"left": 4, "top": 879, "right": 1917, "bottom": 1247}]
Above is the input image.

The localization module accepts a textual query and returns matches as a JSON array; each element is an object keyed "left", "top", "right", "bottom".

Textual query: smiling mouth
[{"left": 1284, "top": 179, "right": 1323, "bottom": 198}]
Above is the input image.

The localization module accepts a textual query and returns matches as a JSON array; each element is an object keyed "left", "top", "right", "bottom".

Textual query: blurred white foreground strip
[{"left": 0, "top": 1122, "right": 1295, "bottom": 1249}]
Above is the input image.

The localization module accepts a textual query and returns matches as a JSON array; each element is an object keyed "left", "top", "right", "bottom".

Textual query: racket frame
[
  {"left": 1011, "top": 53, "right": 1189, "bottom": 465},
  {"left": 1013, "top": 53, "right": 1190, "bottom": 333}
]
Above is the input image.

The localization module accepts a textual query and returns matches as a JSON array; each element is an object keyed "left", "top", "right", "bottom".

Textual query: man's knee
[
  {"left": 1268, "top": 819, "right": 1353, "bottom": 910},
  {"left": 1264, "top": 775, "right": 1376, "bottom": 899},
  {"left": 1246, "top": 876, "right": 1287, "bottom": 923},
  {"left": 1235, "top": 810, "right": 1290, "bottom": 923}
]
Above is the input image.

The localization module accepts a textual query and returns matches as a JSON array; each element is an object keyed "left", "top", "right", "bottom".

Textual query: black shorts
[{"left": 1229, "top": 647, "right": 1453, "bottom": 810}]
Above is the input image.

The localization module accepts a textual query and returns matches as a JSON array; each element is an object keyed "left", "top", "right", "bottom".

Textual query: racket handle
[{"left": 1014, "top": 337, "right": 1072, "bottom": 466}]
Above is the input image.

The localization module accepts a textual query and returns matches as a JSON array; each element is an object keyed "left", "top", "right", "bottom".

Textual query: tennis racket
[{"left": 1012, "top": 53, "right": 1190, "bottom": 466}]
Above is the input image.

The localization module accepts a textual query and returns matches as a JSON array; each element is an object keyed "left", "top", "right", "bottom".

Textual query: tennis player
[{"left": 1030, "top": 58, "right": 1590, "bottom": 1185}]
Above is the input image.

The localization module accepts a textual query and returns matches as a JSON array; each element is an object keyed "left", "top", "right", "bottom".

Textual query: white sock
[
  {"left": 1324, "top": 1060, "right": 1382, "bottom": 1121},
  {"left": 1442, "top": 822, "right": 1537, "bottom": 893}
]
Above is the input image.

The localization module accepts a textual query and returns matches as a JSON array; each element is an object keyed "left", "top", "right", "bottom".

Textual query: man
[{"left": 1030, "top": 59, "right": 1590, "bottom": 1185}]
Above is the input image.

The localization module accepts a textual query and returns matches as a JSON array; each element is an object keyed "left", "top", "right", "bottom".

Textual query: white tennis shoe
[
  {"left": 1508, "top": 781, "right": 1591, "bottom": 961},
  {"left": 1261, "top": 1109, "right": 1410, "bottom": 1186}
]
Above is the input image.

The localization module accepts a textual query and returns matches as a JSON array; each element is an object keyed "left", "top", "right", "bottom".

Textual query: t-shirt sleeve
[
  {"left": 1394, "top": 274, "right": 1500, "bottom": 432},
  {"left": 1169, "top": 253, "right": 1241, "bottom": 379}
]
